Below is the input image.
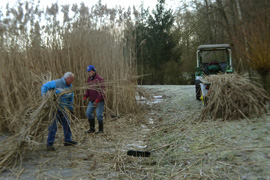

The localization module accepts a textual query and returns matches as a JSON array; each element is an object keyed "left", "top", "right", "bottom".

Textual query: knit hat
[{"left": 87, "top": 65, "right": 96, "bottom": 72}]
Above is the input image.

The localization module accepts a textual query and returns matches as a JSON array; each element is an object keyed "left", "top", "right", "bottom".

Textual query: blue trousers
[
  {"left": 47, "top": 111, "right": 72, "bottom": 146},
  {"left": 86, "top": 101, "right": 104, "bottom": 122}
]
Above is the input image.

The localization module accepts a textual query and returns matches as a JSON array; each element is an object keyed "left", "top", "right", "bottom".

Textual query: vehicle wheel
[
  {"left": 196, "top": 85, "right": 201, "bottom": 100},
  {"left": 204, "top": 96, "right": 209, "bottom": 106}
]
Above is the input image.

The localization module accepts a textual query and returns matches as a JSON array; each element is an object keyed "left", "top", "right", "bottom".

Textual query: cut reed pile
[
  {"left": 0, "top": 90, "right": 57, "bottom": 171},
  {"left": 200, "top": 74, "right": 270, "bottom": 121},
  {"left": 0, "top": 76, "right": 143, "bottom": 172}
]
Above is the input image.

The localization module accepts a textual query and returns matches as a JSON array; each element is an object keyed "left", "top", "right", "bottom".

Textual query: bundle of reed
[
  {"left": 200, "top": 74, "right": 270, "bottom": 121},
  {"left": 0, "top": 90, "right": 60, "bottom": 171},
  {"left": 0, "top": 78, "right": 142, "bottom": 171}
]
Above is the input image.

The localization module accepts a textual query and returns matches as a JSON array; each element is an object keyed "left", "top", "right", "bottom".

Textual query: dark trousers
[{"left": 47, "top": 111, "right": 72, "bottom": 146}]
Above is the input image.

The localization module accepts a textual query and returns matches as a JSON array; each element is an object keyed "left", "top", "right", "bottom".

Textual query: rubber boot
[
  {"left": 95, "top": 121, "right": 104, "bottom": 134},
  {"left": 86, "top": 118, "right": 95, "bottom": 133}
]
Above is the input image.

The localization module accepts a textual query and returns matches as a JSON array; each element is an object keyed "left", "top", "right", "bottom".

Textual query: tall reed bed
[
  {"left": 233, "top": 7, "right": 270, "bottom": 92},
  {"left": 0, "top": 1, "right": 143, "bottom": 170},
  {"left": 0, "top": 1, "right": 140, "bottom": 132}
]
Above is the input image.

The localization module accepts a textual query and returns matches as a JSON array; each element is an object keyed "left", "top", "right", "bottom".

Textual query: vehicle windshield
[{"left": 200, "top": 50, "right": 228, "bottom": 63}]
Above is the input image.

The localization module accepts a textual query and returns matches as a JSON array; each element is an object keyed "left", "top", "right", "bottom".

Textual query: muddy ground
[{"left": 1, "top": 85, "right": 270, "bottom": 179}]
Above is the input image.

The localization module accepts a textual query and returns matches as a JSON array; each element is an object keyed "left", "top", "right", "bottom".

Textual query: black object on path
[{"left": 127, "top": 150, "right": 151, "bottom": 157}]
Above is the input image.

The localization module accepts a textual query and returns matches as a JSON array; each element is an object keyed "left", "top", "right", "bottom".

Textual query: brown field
[{"left": 1, "top": 85, "right": 270, "bottom": 179}]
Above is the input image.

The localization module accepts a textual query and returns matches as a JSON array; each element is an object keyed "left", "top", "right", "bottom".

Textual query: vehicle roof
[{"left": 197, "top": 44, "right": 230, "bottom": 50}]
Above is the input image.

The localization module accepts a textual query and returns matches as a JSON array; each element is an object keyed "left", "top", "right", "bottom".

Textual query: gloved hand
[
  {"left": 83, "top": 97, "right": 87, "bottom": 105},
  {"left": 70, "top": 109, "right": 75, "bottom": 116},
  {"left": 93, "top": 99, "right": 100, "bottom": 107}
]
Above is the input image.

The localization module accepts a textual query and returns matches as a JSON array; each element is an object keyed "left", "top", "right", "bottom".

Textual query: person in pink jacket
[{"left": 83, "top": 65, "right": 105, "bottom": 134}]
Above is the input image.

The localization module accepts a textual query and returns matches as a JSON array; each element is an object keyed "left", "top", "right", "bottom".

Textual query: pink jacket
[{"left": 84, "top": 73, "right": 105, "bottom": 102}]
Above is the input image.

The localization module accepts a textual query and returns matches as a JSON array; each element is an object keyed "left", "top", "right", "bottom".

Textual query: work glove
[
  {"left": 93, "top": 99, "right": 100, "bottom": 107},
  {"left": 70, "top": 109, "right": 75, "bottom": 116},
  {"left": 83, "top": 96, "right": 88, "bottom": 105}
]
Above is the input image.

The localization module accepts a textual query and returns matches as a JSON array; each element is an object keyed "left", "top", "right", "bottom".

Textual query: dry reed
[
  {"left": 0, "top": 2, "right": 140, "bottom": 131},
  {"left": 0, "top": 73, "right": 145, "bottom": 171},
  {"left": 144, "top": 85, "right": 270, "bottom": 179},
  {"left": 200, "top": 73, "right": 270, "bottom": 121},
  {"left": 0, "top": 88, "right": 57, "bottom": 171},
  {"left": 0, "top": 1, "right": 142, "bottom": 172}
]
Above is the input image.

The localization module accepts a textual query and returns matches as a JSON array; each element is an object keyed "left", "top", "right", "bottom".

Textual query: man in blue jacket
[{"left": 41, "top": 72, "right": 77, "bottom": 151}]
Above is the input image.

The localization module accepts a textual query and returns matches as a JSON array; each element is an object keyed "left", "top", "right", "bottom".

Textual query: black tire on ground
[
  {"left": 204, "top": 96, "right": 209, "bottom": 106},
  {"left": 196, "top": 85, "right": 201, "bottom": 100},
  {"left": 195, "top": 79, "right": 202, "bottom": 100}
]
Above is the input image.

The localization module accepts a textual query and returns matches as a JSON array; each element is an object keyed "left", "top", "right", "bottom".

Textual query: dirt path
[{"left": 1, "top": 85, "right": 270, "bottom": 179}]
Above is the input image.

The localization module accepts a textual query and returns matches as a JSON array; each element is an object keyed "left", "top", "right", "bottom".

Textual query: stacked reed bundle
[
  {"left": 0, "top": 90, "right": 59, "bottom": 171},
  {"left": 200, "top": 74, "right": 270, "bottom": 121}
]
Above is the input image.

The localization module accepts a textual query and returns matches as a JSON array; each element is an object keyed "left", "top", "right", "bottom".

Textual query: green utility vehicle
[{"left": 195, "top": 44, "right": 233, "bottom": 100}]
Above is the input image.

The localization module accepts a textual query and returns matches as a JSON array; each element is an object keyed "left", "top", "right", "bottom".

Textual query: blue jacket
[{"left": 41, "top": 77, "right": 74, "bottom": 110}]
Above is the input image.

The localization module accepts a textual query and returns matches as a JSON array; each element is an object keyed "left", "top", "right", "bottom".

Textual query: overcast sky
[{"left": 0, "top": 0, "right": 181, "bottom": 10}]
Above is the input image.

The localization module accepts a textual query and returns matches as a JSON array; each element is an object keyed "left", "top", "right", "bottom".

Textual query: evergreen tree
[{"left": 135, "top": 0, "right": 181, "bottom": 84}]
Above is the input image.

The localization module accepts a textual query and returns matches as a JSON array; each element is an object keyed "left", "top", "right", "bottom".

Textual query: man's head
[
  {"left": 87, "top": 65, "right": 96, "bottom": 77},
  {"left": 64, "top": 72, "right": 74, "bottom": 86}
]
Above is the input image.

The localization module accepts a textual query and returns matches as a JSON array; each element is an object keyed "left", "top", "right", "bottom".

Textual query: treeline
[
  {"left": 178, "top": 0, "right": 270, "bottom": 90},
  {"left": 135, "top": 0, "right": 270, "bottom": 87}
]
